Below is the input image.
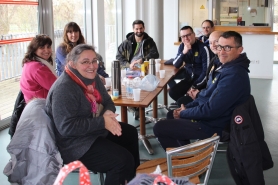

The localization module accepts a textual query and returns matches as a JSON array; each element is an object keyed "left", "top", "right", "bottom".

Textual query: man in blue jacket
[
  {"left": 154, "top": 31, "right": 251, "bottom": 150},
  {"left": 168, "top": 26, "right": 211, "bottom": 102},
  {"left": 198, "top": 20, "right": 214, "bottom": 47}
]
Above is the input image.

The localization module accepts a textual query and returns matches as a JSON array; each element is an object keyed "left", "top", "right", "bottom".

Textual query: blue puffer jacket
[
  {"left": 173, "top": 40, "right": 211, "bottom": 86},
  {"left": 180, "top": 53, "right": 251, "bottom": 136}
]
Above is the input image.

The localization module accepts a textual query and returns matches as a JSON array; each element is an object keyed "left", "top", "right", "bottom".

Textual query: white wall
[
  {"left": 121, "top": 0, "right": 164, "bottom": 59},
  {"left": 243, "top": 34, "right": 274, "bottom": 79},
  {"left": 163, "top": 0, "right": 179, "bottom": 60}
]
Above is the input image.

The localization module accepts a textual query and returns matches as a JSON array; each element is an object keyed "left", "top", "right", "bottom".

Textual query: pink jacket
[{"left": 20, "top": 61, "right": 57, "bottom": 102}]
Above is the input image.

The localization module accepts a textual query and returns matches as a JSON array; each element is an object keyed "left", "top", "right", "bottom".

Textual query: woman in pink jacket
[{"left": 20, "top": 34, "right": 57, "bottom": 102}]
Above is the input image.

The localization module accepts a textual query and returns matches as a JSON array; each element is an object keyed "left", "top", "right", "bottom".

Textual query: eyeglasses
[
  {"left": 80, "top": 59, "right": 99, "bottom": 66},
  {"left": 216, "top": 45, "right": 241, "bottom": 52},
  {"left": 180, "top": 33, "right": 193, "bottom": 39}
]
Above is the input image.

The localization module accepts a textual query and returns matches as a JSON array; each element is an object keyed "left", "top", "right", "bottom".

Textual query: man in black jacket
[{"left": 116, "top": 20, "right": 159, "bottom": 70}]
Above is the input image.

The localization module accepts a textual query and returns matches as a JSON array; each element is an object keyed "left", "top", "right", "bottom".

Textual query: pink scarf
[{"left": 65, "top": 65, "right": 102, "bottom": 113}]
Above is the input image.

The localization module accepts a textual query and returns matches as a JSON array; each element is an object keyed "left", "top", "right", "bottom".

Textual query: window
[
  {"left": 0, "top": 0, "right": 38, "bottom": 121},
  {"left": 212, "top": 0, "right": 269, "bottom": 26},
  {"left": 52, "top": 0, "right": 85, "bottom": 50},
  {"left": 104, "top": 0, "right": 117, "bottom": 75}
]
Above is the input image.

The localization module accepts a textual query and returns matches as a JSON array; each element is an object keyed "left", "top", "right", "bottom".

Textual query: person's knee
[
  {"left": 121, "top": 123, "right": 138, "bottom": 143},
  {"left": 169, "top": 88, "right": 179, "bottom": 101},
  {"left": 177, "top": 96, "right": 193, "bottom": 106},
  {"left": 166, "top": 110, "right": 174, "bottom": 119},
  {"left": 153, "top": 121, "right": 166, "bottom": 137},
  {"left": 153, "top": 122, "right": 160, "bottom": 136}
]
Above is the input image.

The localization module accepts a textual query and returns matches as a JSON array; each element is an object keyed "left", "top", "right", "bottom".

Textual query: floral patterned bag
[{"left": 53, "top": 161, "right": 92, "bottom": 185}]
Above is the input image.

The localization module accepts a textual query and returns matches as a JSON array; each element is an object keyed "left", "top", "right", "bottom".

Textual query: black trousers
[
  {"left": 153, "top": 113, "right": 211, "bottom": 150},
  {"left": 176, "top": 95, "right": 194, "bottom": 107},
  {"left": 169, "top": 79, "right": 194, "bottom": 102},
  {"left": 79, "top": 122, "right": 140, "bottom": 185}
]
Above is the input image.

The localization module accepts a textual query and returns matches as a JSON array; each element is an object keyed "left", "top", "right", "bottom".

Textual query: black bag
[{"left": 9, "top": 90, "right": 26, "bottom": 137}]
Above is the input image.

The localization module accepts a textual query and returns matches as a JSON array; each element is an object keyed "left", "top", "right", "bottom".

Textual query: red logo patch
[{"left": 234, "top": 115, "right": 243, "bottom": 124}]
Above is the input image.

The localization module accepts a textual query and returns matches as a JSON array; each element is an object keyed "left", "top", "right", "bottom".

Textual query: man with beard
[{"left": 116, "top": 20, "right": 159, "bottom": 70}]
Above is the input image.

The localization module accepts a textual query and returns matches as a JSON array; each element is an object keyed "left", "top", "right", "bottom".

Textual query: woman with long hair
[
  {"left": 20, "top": 34, "right": 57, "bottom": 103},
  {"left": 55, "top": 22, "right": 108, "bottom": 79}
]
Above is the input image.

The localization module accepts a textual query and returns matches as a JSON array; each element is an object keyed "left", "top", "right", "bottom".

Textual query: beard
[{"left": 135, "top": 32, "right": 144, "bottom": 37}]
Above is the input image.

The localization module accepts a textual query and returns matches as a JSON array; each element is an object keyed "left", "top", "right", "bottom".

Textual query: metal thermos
[
  {"left": 111, "top": 60, "right": 121, "bottom": 95},
  {"left": 149, "top": 58, "right": 156, "bottom": 75}
]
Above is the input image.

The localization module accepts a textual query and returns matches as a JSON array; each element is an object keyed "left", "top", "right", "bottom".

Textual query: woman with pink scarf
[{"left": 46, "top": 44, "right": 139, "bottom": 185}]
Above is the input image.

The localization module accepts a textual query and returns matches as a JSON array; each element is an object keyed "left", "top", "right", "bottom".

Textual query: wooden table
[{"left": 111, "top": 86, "right": 163, "bottom": 154}]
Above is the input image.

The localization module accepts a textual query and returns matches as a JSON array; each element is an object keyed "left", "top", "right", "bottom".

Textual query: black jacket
[
  {"left": 227, "top": 95, "right": 273, "bottom": 185},
  {"left": 9, "top": 90, "right": 26, "bottom": 137},
  {"left": 116, "top": 32, "right": 159, "bottom": 68}
]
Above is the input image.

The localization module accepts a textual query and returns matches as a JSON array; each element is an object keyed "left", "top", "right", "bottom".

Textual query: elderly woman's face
[{"left": 72, "top": 50, "right": 98, "bottom": 79}]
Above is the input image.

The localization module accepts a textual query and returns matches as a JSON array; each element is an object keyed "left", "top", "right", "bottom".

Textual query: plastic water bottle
[{"left": 126, "top": 77, "right": 134, "bottom": 99}]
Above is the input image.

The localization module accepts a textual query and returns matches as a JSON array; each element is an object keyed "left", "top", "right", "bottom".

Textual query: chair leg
[{"left": 98, "top": 172, "right": 105, "bottom": 185}]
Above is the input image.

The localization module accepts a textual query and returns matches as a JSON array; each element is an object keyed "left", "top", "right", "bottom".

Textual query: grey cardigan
[{"left": 45, "top": 69, "right": 116, "bottom": 163}]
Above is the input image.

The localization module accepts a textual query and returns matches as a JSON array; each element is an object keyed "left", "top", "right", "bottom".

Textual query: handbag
[
  {"left": 53, "top": 161, "right": 92, "bottom": 185},
  {"left": 153, "top": 175, "right": 177, "bottom": 185}
]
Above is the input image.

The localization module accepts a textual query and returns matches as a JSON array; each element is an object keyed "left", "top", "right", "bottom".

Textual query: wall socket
[{"left": 250, "top": 60, "right": 260, "bottom": 64}]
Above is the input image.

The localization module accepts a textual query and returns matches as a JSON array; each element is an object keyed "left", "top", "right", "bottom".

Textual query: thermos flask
[
  {"left": 111, "top": 60, "right": 121, "bottom": 96},
  {"left": 149, "top": 58, "right": 156, "bottom": 75}
]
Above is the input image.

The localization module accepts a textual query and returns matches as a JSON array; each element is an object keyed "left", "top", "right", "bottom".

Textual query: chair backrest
[{"left": 166, "top": 135, "right": 220, "bottom": 185}]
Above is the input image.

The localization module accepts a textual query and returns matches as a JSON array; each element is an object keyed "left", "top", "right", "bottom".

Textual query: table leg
[
  {"left": 153, "top": 97, "right": 158, "bottom": 119},
  {"left": 120, "top": 106, "right": 128, "bottom": 123},
  {"left": 139, "top": 107, "right": 154, "bottom": 155},
  {"left": 163, "top": 85, "right": 168, "bottom": 106}
]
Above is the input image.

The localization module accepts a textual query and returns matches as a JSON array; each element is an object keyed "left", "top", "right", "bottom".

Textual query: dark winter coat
[
  {"left": 116, "top": 32, "right": 159, "bottom": 68},
  {"left": 180, "top": 53, "right": 251, "bottom": 136},
  {"left": 227, "top": 95, "right": 273, "bottom": 185}
]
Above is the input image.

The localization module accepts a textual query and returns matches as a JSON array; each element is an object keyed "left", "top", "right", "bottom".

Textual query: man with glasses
[
  {"left": 154, "top": 31, "right": 251, "bottom": 150},
  {"left": 177, "top": 30, "right": 223, "bottom": 106},
  {"left": 168, "top": 25, "right": 211, "bottom": 104},
  {"left": 198, "top": 20, "right": 214, "bottom": 46}
]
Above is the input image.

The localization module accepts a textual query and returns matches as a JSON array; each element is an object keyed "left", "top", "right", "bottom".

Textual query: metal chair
[
  {"left": 166, "top": 135, "right": 220, "bottom": 185},
  {"left": 137, "top": 135, "right": 220, "bottom": 185}
]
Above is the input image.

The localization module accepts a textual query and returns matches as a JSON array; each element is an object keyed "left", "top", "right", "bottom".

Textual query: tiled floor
[{"left": 0, "top": 65, "right": 277, "bottom": 185}]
